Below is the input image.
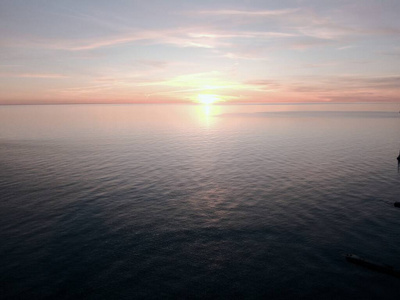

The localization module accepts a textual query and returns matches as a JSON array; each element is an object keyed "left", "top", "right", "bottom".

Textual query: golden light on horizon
[{"left": 197, "top": 94, "right": 220, "bottom": 105}]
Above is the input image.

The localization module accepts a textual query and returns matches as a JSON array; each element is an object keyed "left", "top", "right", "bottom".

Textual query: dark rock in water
[
  {"left": 345, "top": 254, "right": 400, "bottom": 278},
  {"left": 394, "top": 202, "right": 400, "bottom": 208}
]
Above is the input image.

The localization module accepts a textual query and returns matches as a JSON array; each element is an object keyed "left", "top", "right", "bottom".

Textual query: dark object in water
[
  {"left": 397, "top": 151, "right": 400, "bottom": 161},
  {"left": 394, "top": 202, "right": 400, "bottom": 208},
  {"left": 345, "top": 254, "right": 400, "bottom": 278}
]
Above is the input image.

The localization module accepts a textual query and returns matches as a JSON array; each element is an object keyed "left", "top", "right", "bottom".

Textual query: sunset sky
[{"left": 1, "top": 0, "right": 400, "bottom": 104}]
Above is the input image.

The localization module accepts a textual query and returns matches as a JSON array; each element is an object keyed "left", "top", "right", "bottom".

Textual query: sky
[{"left": 0, "top": 0, "right": 400, "bottom": 104}]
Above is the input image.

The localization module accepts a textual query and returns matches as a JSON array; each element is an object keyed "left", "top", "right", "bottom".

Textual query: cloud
[
  {"left": 132, "top": 60, "right": 170, "bottom": 70},
  {"left": 14, "top": 28, "right": 229, "bottom": 51},
  {"left": 12, "top": 27, "right": 298, "bottom": 52},
  {"left": 222, "top": 52, "right": 266, "bottom": 60},
  {"left": 189, "top": 31, "right": 297, "bottom": 39},
  {"left": 54, "top": 82, "right": 131, "bottom": 97},
  {"left": 338, "top": 45, "right": 356, "bottom": 50},
  {"left": 288, "top": 37, "right": 337, "bottom": 49},
  {"left": 218, "top": 45, "right": 270, "bottom": 60},
  {"left": 288, "top": 75, "right": 400, "bottom": 102},
  {"left": 293, "top": 75, "right": 400, "bottom": 92},
  {"left": 301, "top": 61, "right": 338, "bottom": 68},
  {"left": 195, "top": 9, "right": 298, "bottom": 16},
  {"left": 357, "top": 76, "right": 400, "bottom": 89},
  {"left": 245, "top": 80, "right": 281, "bottom": 90},
  {"left": 0, "top": 73, "right": 67, "bottom": 78},
  {"left": 237, "top": 75, "right": 400, "bottom": 103},
  {"left": 375, "top": 27, "right": 400, "bottom": 36}
]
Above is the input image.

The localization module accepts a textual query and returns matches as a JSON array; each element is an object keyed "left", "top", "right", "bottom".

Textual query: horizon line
[{"left": 1, "top": 101, "right": 400, "bottom": 106}]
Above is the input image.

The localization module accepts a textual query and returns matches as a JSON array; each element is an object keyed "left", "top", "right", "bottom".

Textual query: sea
[{"left": 0, "top": 103, "right": 400, "bottom": 299}]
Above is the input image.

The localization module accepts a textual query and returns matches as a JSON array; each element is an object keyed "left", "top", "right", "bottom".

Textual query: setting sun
[{"left": 197, "top": 94, "right": 220, "bottom": 105}]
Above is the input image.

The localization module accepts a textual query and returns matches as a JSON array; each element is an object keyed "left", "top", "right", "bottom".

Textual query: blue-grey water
[{"left": 1, "top": 104, "right": 400, "bottom": 299}]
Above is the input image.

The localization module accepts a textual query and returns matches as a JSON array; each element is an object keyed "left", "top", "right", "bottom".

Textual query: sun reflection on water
[{"left": 195, "top": 104, "right": 221, "bottom": 128}]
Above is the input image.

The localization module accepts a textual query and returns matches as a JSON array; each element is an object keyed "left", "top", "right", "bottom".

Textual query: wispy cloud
[
  {"left": 57, "top": 83, "right": 116, "bottom": 95},
  {"left": 288, "top": 37, "right": 337, "bottom": 49},
  {"left": 297, "top": 26, "right": 355, "bottom": 40},
  {"left": 244, "top": 79, "right": 281, "bottom": 91},
  {"left": 222, "top": 52, "right": 267, "bottom": 60},
  {"left": 378, "top": 48, "right": 400, "bottom": 57},
  {"left": 189, "top": 31, "right": 297, "bottom": 39},
  {"left": 11, "top": 27, "right": 298, "bottom": 52},
  {"left": 196, "top": 9, "right": 298, "bottom": 16},
  {"left": 287, "top": 75, "right": 400, "bottom": 102},
  {"left": 237, "top": 74, "right": 400, "bottom": 103},
  {"left": 131, "top": 59, "right": 170, "bottom": 70},
  {"left": 338, "top": 45, "right": 356, "bottom": 50},
  {"left": 14, "top": 28, "right": 227, "bottom": 51},
  {"left": 0, "top": 73, "right": 68, "bottom": 78},
  {"left": 290, "top": 75, "right": 400, "bottom": 92}
]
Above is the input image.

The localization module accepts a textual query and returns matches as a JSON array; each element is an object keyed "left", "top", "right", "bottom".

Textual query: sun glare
[{"left": 197, "top": 94, "right": 219, "bottom": 105}]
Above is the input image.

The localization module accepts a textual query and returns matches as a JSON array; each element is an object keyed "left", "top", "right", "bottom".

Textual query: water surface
[{"left": 1, "top": 104, "right": 400, "bottom": 299}]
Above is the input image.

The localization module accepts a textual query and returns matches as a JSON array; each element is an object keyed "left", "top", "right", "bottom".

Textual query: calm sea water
[{"left": 1, "top": 104, "right": 400, "bottom": 299}]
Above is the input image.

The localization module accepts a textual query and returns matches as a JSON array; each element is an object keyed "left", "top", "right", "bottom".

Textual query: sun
[{"left": 197, "top": 94, "right": 219, "bottom": 105}]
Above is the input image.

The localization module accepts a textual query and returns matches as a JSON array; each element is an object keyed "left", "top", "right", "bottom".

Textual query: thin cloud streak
[
  {"left": 6, "top": 28, "right": 298, "bottom": 52},
  {"left": 0, "top": 73, "right": 68, "bottom": 78},
  {"left": 196, "top": 9, "right": 298, "bottom": 16}
]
